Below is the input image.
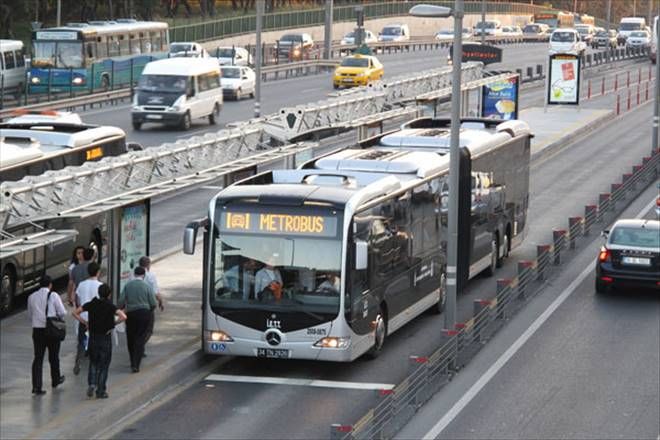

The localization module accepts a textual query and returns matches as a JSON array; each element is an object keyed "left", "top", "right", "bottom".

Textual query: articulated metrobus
[
  {"left": 29, "top": 19, "right": 168, "bottom": 94},
  {"left": 534, "top": 11, "right": 574, "bottom": 31},
  {"left": 183, "top": 118, "right": 532, "bottom": 361},
  {"left": 0, "top": 111, "right": 136, "bottom": 315}
]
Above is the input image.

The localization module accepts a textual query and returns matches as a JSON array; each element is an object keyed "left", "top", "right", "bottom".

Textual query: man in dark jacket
[
  {"left": 73, "top": 283, "right": 126, "bottom": 398},
  {"left": 119, "top": 267, "right": 156, "bottom": 372}
]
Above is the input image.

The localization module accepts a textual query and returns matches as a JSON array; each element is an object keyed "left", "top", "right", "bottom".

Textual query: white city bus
[{"left": 183, "top": 118, "right": 532, "bottom": 361}]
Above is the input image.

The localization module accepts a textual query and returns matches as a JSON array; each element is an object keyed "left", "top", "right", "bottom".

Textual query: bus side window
[
  {"left": 208, "top": 72, "right": 220, "bottom": 89},
  {"left": 130, "top": 34, "right": 140, "bottom": 54},
  {"left": 161, "top": 30, "right": 168, "bottom": 50},
  {"left": 85, "top": 42, "right": 94, "bottom": 60},
  {"left": 187, "top": 78, "right": 196, "bottom": 97},
  {"left": 97, "top": 37, "right": 108, "bottom": 58},
  {"left": 151, "top": 31, "right": 162, "bottom": 52},
  {"left": 108, "top": 36, "right": 120, "bottom": 57},
  {"left": 119, "top": 34, "right": 129, "bottom": 55},
  {"left": 140, "top": 33, "right": 151, "bottom": 53}
]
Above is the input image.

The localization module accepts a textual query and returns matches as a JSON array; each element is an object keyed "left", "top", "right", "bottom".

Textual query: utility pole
[
  {"left": 324, "top": 0, "right": 333, "bottom": 59},
  {"left": 57, "top": 0, "right": 61, "bottom": 26},
  {"left": 254, "top": 0, "right": 264, "bottom": 118},
  {"left": 480, "top": 0, "right": 485, "bottom": 45},
  {"left": 606, "top": 0, "right": 612, "bottom": 32},
  {"left": 653, "top": 3, "right": 659, "bottom": 153}
]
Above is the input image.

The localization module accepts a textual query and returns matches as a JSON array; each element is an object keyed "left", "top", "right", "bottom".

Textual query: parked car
[
  {"left": 522, "top": 23, "right": 550, "bottom": 41},
  {"left": 626, "top": 30, "right": 651, "bottom": 49},
  {"left": 220, "top": 65, "right": 255, "bottom": 100},
  {"left": 595, "top": 219, "right": 659, "bottom": 293},
  {"left": 0, "top": 39, "right": 27, "bottom": 98},
  {"left": 169, "top": 42, "right": 209, "bottom": 58},
  {"left": 575, "top": 24, "right": 595, "bottom": 45},
  {"left": 502, "top": 25, "right": 523, "bottom": 39},
  {"left": 378, "top": 24, "right": 410, "bottom": 42},
  {"left": 340, "top": 29, "right": 377, "bottom": 46},
  {"left": 215, "top": 46, "right": 252, "bottom": 66},
  {"left": 434, "top": 28, "right": 473, "bottom": 41},
  {"left": 592, "top": 30, "right": 618, "bottom": 49},
  {"left": 333, "top": 54, "right": 383, "bottom": 89},
  {"left": 277, "top": 33, "right": 314, "bottom": 60},
  {"left": 549, "top": 28, "right": 587, "bottom": 56}
]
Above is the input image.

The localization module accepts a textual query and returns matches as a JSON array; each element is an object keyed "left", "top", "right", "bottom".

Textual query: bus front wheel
[
  {"left": 366, "top": 305, "right": 387, "bottom": 359},
  {"left": 0, "top": 266, "right": 16, "bottom": 316}
]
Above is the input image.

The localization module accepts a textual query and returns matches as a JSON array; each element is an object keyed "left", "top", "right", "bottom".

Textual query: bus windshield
[
  {"left": 32, "top": 41, "right": 84, "bottom": 68},
  {"left": 212, "top": 208, "right": 343, "bottom": 317},
  {"left": 620, "top": 22, "right": 643, "bottom": 31}
]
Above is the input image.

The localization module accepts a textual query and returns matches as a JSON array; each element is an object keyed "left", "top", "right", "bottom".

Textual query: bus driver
[{"left": 255, "top": 255, "right": 283, "bottom": 301}]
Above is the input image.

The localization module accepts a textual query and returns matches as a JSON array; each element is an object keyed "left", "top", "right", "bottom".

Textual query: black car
[
  {"left": 592, "top": 30, "right": 618, "bottom": 49},
  {"left": 595, "top": 219, "right": 660, "bottom": 293}
]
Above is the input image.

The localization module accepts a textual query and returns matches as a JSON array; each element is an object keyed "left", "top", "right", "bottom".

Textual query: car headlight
[
  {"left": 314, "top": 337, "right": 350, "bottom": 348},
  {"left": 72, "top": 77, "right": 84, "bottom": 85},
  {"left": 171, "top": 94, "right": 186, "bottom": 111},
  {"left": 210, "top": 331, "right": 233, "bottom": 342},
  {"left": 31, "top": 76, "right": 41, "bottom": 84}
]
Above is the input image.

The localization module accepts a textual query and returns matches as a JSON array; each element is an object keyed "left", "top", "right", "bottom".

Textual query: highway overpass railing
[
  {"left": 169, "top": 1, "right": 563, "bottom": 43},
  {"left": 329, "top": 147, "right": 660, "bottom": 440}
]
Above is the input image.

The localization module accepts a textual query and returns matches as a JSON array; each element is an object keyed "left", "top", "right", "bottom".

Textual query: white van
[
  {"left": 378, "top": 24, "right": 411, "bottom": 42},
  {"left": 618, "top": 17, "right": 647, "bottom": 42},
  {"left": 0, "top": 40, "right": 27, "bottom": 97},
  {"left": 549, "top": 28, "right": 587, "bottom": 56},
  {"left": 474, "top": 20, "right": 503, "bottom": 37},
  {"left": 131, "top": 57, "right": 223, "bottom": 130}
]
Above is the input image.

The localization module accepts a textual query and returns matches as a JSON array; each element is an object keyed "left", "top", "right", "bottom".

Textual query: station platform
[{"left": 0, "top": 105, "right": 614, "bottom": 440}]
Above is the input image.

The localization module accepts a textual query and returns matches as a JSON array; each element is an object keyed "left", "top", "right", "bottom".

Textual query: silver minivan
[
  {"left": 0, "top": 40, "right": 27, "bottom": 97},
  {"left": 131, "top": 57, "right": 223, "bottom": 130}
]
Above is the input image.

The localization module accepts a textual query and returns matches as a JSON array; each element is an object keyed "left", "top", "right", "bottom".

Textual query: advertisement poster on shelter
[
  {"left": 481, "top": 76, "right": 519, "bottom": 120},
  {"left": 119, "top": 201, "right": 149, "bottom": 292},
  {"left": 548, "top": 54, "right": 581, "bottom": 105}
]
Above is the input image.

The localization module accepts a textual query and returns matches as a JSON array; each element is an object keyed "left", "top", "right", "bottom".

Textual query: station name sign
[
  {"left": 450, "top": 43, "right": 503, "bottom": 65},
  {"left": 220, "top": 211, "right": 338, "bottom": 237}
]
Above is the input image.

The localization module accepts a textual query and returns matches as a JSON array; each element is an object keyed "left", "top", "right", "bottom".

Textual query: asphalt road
[
  {"left": 78, "top": 43, "right": 598, "bottom": 148},
  {"left": 399, "top": 184, "right": 660, "bottom": 440},
  {"left": 112, "top": 83, "right": 659, "bottom": 438}
]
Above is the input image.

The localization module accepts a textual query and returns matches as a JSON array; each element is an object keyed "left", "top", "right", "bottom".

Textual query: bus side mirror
[
  {"left": 355, "top": 240, "right": 368, "bottom": 270},
  {"left": 183, "top": 222, "right": 200, "bottom": 255}
]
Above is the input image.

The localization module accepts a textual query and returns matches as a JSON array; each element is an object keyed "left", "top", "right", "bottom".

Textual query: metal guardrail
[
  {"left": 330, "top": 147, "right": 660, "bottom": 440},
  {"left": 169, "top": 1, "right": 564, "bottom": 43}
]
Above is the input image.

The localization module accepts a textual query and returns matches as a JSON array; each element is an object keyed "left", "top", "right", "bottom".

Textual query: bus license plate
[
  {"left": 146, "top": 114, "right": 163, "bottom": 120},
  {"left": 621, "top": 256, "right": 650, "bottom": 266},
  {"left": 257, "top": 348, "right": 290, "bottom": 359}
]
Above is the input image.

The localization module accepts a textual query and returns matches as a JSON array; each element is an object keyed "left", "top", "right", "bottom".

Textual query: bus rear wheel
[
  {"left": 0, "top": 266, "right": 16, "bottom": 316},
  {"left": 485, "top": 235, "right": 498, "bottom": 277},
  {"left": 366, "top": 306, "right": 387, "bottom": 359},
  {"left": 432, "top": 273, "right": 446, "bottom": 314}
]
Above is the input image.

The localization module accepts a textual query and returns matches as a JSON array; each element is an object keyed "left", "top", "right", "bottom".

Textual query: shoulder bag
[{"left": 45, "top": 292, "right": 67, "bottom": 341}]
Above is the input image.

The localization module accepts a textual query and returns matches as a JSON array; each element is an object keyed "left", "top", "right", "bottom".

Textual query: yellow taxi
[{"left": 333, "top": 54, "right": 384, "bottom": 89}]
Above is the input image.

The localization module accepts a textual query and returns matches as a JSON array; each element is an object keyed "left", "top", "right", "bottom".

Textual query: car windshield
[
  {"left": 341, "top": 57, "right": 369, "bottom": 67},
  {"left": 476, "top": 22, "right": 497, "bottom": 29},
  {"left": 32, "top": 41, "right": 84, "bottom": 68},
  {"left": 595, "top": 31, "right": 609, "bottom": 37},
  {"left": 212, "top": 207, "right": 343, "bottom": 316},
  {"left": 221, "top": 68, "right": 240, "bottom": 78},
  {"left": 630, "top": 31, "right": 647, "bottom": 37},
  {"left": 524, "top": 25, "right": 540, "bottom": 33},
  {"left": 620, "top": 22, "right": 642, "bottom": 31},
  {"left": 551, "top": 31, "right": 576, "bottom": 42},
  {"left": 576, "top": 27, "right": 590, "bottom": 34},
  {"left": 216, "top": 48, "right": 234, "bottom": 57},
  {"left": 610, "top": 226, "right": 660, "bottom": 248},
  {"left": 381, "top": 27, "right": 402, "bottom": 36},
  {"left": 170, "top": 43, "right": 193, "bottom": 53},
  {"left": 281, "top": 34, "right": 303, "bottom": 42},
  {"left": 137, "top": 74, "right": 188, "bottom": 93}
]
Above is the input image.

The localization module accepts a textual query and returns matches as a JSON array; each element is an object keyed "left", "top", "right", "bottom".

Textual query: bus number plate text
[{"left": 257, "top": 348, "right": 290, "bottom": 359}]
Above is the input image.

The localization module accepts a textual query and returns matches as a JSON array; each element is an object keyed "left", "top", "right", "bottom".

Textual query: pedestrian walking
[
  {"left": 137, "top": 256, "right": 164, "bottom": 352},
  {"left": 68, "top": 247, "right": 95, "bottom": 306},
  {"left": 119, "top": 266, "right": 156, "bottom": 373},
  {"left": 27, "top": 276, "right": 66, "bottom": 395},
  {"left": 67, "top": 246, "right": 85, "bottom": 306},
  {"left": 73, "top": 262, "right": 102, "bottom": 375},
  {"left": 72, "top": 283, "right": 126, "bottom": 399}
]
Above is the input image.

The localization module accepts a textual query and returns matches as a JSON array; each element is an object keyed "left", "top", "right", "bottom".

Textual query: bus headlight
[
  {"left": 31, "top": 77, "right": 41, "bottom": 84},
  {"left": 210, "top": 331, "right": 233, "bottom": 342},
  {"left": 72, "top": 77, "right": 84, "bottom": 85},
  {"left": 314, "top": 337, "right": 350, "bottom": 349}
]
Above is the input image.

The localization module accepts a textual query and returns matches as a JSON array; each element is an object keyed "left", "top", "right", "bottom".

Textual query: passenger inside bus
[{"left": 255, "top": 255, "right": 283, "bottom": 301}]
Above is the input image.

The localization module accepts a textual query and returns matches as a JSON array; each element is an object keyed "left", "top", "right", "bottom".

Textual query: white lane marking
[
  {"left": 200, "top": 186, "right": 223, "bottom": 190},
  {"left": 175, "top": 127, "right": 212, "bottom": 138},
  {"left": 205, "top": 374, "right": 394, "bottom": 390},
  {"left": 635, "top": 197, "right": 658, "bottom": 219},
  {"left": 422, "top": 197, "right": 656, "bottom": 440},
  {"left": 81, "top": 103, "right": 132, "bottom": 116}
]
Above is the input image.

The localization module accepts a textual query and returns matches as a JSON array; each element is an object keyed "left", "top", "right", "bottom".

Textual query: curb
[{"left": 27, "top": 339, "right": 223, "bottom": 440}]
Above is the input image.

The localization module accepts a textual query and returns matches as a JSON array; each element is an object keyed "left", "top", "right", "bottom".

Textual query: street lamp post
[
  {"left": 410, "top": 3, "right": 463, "bottom": 330},
  {"left": 654, "top": 6, "right": 659, "bottom": 153},
  {"left": 255, "top": 0, "right": 264, "bottom": 118}
]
